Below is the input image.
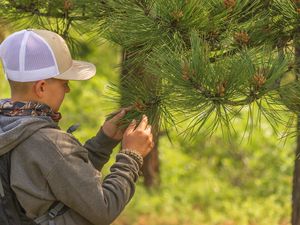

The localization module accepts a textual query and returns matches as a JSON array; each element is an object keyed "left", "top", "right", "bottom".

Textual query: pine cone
[
  {"left": 234, "top": 31, "right": 250, "bottom": 46},
  {"left": 134, "top": 101, "right": 146, "bottom": 112},
  {"left": 253, "top": 73, "right": 266, "bottom": 89},
  {"left": 182, "top": 62, "right": 196, "bottom": 81},
  {"left": 182, "top": 62, "right": 190, "bottom": 80},
  {"left": 64, "top": 0, "right": 73, "bottom": 11},
  {"left": 224, "top": 0, "right": 236, "bottom": 9},
  {"left": 217, "top": 81, "right": 227, "bottom": 97},
  {"left": 171, "top": 10, "right": 184, "bottom": 22}
]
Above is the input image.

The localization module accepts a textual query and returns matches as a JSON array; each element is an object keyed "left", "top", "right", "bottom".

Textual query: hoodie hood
[{"left": 0, "top": 115, "right": 58, "bottom": 156}]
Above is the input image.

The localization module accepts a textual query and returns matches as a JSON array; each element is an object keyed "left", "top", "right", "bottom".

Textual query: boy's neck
[{"left": 10, "top": 95, "right": 39, "bottom": 103}]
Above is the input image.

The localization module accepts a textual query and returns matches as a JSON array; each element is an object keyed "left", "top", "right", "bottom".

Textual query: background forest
[{"left": 0, "top": 1, "right": 298, "bottom": 224}]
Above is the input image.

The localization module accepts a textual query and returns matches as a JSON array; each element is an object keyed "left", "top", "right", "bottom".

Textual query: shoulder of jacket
[{"left": 28, "top": 128, "right": 83, "bottom": 157}]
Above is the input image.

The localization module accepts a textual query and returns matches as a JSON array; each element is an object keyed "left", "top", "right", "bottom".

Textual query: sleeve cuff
[
  {"left": 115, "top": 153, "right": 141, "bottom": 179},
  {"left": 94, "top": 128, "right": 120, "bottom": 149}
]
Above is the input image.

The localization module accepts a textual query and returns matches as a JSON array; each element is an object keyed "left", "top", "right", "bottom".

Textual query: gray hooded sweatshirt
[{"left": 0, "top": 115, "right": 140, "bottom": 225}]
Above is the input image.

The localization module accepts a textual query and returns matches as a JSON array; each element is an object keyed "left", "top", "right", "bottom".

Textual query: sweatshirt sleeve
[
  {"left": 84, "top": 128, "right": 120, "bottom": 171},
  {"left": 45, "top": 134, "right": 140, "bottom": 225}
]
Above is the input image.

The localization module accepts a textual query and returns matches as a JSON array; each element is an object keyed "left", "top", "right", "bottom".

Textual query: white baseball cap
[{"left": 0, "top": 29, "right": 96, "bottom": 82}]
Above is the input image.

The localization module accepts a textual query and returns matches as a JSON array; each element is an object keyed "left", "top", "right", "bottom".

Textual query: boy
[{"left": 0, "top": 29, "right": 153, "bottom": 225}]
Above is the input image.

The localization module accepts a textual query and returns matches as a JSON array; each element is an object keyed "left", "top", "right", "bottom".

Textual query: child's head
[
  {"left": 0, "top": 29, "right": 96, "bottom": 111},
  {"left": 8, "top": 78, "right": 70, "bottom": 112}
]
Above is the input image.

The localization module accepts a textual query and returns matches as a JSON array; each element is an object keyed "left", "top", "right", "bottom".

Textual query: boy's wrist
[{"left": 120, "top": 149, "right": 143, "bottom": 169}]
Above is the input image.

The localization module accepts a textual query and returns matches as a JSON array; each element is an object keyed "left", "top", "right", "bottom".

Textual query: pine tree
[{"left": 1, "top": 0, "right": 300, "bottom": 222}]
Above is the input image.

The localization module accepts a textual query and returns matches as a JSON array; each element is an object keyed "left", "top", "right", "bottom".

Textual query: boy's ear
[{"left": 33, "top": 80, "right": 47, "bottom": 98}]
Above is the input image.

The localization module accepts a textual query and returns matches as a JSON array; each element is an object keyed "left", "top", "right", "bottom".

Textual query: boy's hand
[
  {"left": 102, "top": 108, "right": 130, "bottom": 140},
  {"left": 122, "top": 115, "right": 154, "bottom": 157}
]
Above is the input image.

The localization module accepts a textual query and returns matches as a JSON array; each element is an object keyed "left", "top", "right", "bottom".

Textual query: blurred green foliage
[
  {"left": 114, "top": 121, "right": 294, "bottom": 225},
  {"left": 0, "top": 35, "right": 294, "bottom": 225}
]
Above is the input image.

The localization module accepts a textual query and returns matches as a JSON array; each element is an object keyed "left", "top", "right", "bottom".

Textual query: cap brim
[{"left": 54, "top": 60, "right": 96, "bottom": 81}]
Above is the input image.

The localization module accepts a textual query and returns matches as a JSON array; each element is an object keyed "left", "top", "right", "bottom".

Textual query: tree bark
[
  {"left": 141, "top": 126, "right": 160, "bottom": 187},
  {"left": 292, "top": 6, "right": 300, "bottom": 224},
  {"left": 292, "top": 117, "right": 300, "bottom": 225}
]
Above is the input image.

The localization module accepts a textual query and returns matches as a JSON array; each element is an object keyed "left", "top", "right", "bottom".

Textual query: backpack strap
[
  {"left": 34, "top": 202, "right": 68, "bottom": 225},
  {"left": 0, "top": 176, "right": 5, "bottom": 197}
]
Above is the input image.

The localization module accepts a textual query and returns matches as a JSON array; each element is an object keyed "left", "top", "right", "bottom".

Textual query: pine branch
[{"left": 2, "top": 0, "right": 300, "bottom": 139}]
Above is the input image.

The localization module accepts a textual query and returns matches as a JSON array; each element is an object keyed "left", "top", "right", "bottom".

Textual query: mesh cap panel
[
  {"left": 3, "top": 32, "right": 24, "bottom": 71},
  {"left": 0, "top": 29, "right": 96, "bottom": 82},
  {"left": 25, "top": 33, "right": 56, "bottom": 71}
]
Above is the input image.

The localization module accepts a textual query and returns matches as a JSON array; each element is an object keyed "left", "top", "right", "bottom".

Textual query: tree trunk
[
  {"left": 120, "top": 50, "right": 160, "bottom": 188},
  {"left": 292, "top": 117, "right": 300, "bottom": 225},
  {"left": 292, "top": 8, "right": 300, "bottom": 224},
  {"left": 141, "top": 126, "right": 160, "bottom": 187}
]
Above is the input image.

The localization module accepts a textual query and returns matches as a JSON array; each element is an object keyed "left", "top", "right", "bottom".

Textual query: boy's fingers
[
  {"left": 150, "top": 141, "right": 154, "bottom": 149},
  {"left": 145, "top": 125, "right": 152, "bottom": 134},
  {"left": 124, "top": 106, "right": 133, "bottom": 112},
  {"left": 136, "top": 115, "right": 148, "bottom": 130},
  {"left": 110, "top": 109, "right": 126, "bottom": 123},
  {"left": 108, "top": 106, "right": 132, "bottom": 122},
  {"left": 124, "top": 120, "right": 136, "bottom": 135}
]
